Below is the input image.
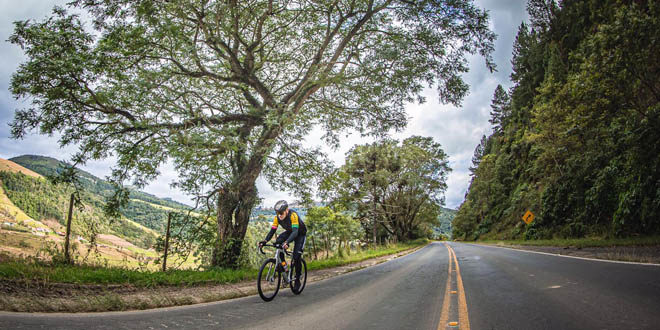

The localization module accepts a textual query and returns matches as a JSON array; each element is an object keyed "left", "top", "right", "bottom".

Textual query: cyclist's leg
[
  {"left": 293, "top": 234, "right": 306, "bottom": 278},
  {"left": 275, "top": 232, "right": 288, "bottom": 261}
]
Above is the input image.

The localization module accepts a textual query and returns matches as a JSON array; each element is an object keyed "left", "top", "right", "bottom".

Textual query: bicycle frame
[{"left": 260, "top": 243, "right": 295, "bottom": 284}]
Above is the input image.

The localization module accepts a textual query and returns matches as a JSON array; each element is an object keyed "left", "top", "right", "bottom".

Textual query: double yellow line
[{"left": 438, "top": 243, "right": 470, "bottom": 330}]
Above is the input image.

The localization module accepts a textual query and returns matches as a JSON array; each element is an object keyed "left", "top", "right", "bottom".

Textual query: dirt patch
[
  {"left": 0, "top": 245, "right": 425, "bottom": 312},
  {"left": 97, "top": 234, "right": 137, "bottom": 249},
  {"left": 0, "top": 159, "right": 43, "bottom": 179},
  {"left": 41, "top": 219, "right": 65, "bottom": 233},
  {"left": 486, "top": 243, "right": 660, "bottom": 264}
]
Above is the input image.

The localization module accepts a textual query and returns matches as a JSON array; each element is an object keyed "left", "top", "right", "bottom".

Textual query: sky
[{"left": 0, "top": 0, "right": 528, "bottom": 210}]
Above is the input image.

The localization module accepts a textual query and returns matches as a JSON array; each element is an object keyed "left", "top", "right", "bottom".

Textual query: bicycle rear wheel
[
  {"left": 257, "top": 258, "right": 281, "bottom": 301},
  {"left": 291, "top": 258, "right": 307, "bottom": 295}
]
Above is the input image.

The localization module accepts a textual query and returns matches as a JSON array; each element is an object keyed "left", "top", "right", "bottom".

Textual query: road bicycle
[{"left": 257, "top": 243, "right": 307, "bottom": 302}]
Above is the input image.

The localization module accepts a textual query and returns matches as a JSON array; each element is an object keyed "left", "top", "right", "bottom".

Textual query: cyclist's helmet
[{"left": 274, "top": 200, "right": 288, "bottom": 214}]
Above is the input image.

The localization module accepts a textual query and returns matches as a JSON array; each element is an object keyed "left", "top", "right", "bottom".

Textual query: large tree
[
  {"left": 10, "top": 0, "right": 494, "bottom": 267},
  {"left": 323, "top": 136, "right": 450, "bottom": 241}
]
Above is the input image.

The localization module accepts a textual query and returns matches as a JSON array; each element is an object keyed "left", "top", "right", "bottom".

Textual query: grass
[
  {"left": 0, "top": 261, "right": 255, "bottom": 287},
  {"left": 0, "top": 239, "right": 429, "bottom": 287},
  {"left": 307, "top": 239, "right": 428, "bottom": 270},
  {"left": 478, "top": 236, "right": 660, "bottom": 248},
  {"left": 0, "top": 185, "right": 32, "bottom": 222}
]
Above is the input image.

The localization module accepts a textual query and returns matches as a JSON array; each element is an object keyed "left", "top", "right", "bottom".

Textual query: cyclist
[{"left": 259, "top": 200, "right": 307, "bottom": 292}]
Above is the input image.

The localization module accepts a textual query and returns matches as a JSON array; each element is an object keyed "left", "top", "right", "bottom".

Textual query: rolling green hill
[
  {"left": 10, "top": 155, "right": 192, "bottom": 233},
  {"left": 0, "top": 157, "right": 201, "bottom": 268}
]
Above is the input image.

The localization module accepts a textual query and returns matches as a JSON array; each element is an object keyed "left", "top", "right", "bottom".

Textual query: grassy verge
[
  {"left": 0, "top": 263, "right": 255, "bottom": 287},
  {"left": 477, "top": 236, "right": 660, "bottom": 248},
  {"left": 307, "top": 239, "right": 428, "bottom": 271},
  {"left": 0, "top": 239, "right": 428, "bottom": 287}
]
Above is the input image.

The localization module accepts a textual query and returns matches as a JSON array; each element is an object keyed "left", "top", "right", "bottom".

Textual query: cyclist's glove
[{"left": 258, "top": 240, "right": 267, "bottom": 247}]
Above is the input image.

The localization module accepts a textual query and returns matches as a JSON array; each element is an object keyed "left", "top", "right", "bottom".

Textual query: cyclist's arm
[{"left": 264, "top": 216, "right": 278, "bottom": 241}]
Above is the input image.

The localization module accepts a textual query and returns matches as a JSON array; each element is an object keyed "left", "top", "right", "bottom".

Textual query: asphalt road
[{"left": 2, "top": 242, "right": 660, "bottom": 330}]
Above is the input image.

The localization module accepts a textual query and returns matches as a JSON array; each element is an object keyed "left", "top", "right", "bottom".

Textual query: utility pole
[{"left": 162, "top": 213, "right": 172, "bottom": 272}]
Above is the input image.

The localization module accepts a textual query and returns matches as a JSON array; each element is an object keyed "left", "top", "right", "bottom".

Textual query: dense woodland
[{"left": 453, "top": 0, "right": 660, "bottom": 240}]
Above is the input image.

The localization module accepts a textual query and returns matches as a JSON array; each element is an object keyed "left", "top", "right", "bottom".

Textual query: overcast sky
[{"left": 0, "top": 0, "right": 528, "bottom": 210}]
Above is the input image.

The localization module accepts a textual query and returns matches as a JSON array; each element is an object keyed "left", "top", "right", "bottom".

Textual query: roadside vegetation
[{"left": 454, "top": 0, "right": 660, "bottom": 241}]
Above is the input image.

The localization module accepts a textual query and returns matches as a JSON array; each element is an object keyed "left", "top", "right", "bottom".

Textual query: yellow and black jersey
[{"left": 271, "top": 210, "right": 307, "bottom": 235}]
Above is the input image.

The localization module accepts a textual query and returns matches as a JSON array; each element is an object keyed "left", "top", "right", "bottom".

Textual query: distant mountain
[{"left": 10, "top": 155, "right": 191, "bottom": 211}]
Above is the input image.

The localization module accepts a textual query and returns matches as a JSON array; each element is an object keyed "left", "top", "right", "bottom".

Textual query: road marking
[
  {"left": 438, "top": 245, "right": 452, "bottom": 329},
  {"left": 439, "top": 243, "right": 471, "bottom": 330},
  {"left": 471, "top": 244, "right": 660, "bottom": 267},
  {"left": 449, "top": 245, "right": 471, "bottom": 330}
]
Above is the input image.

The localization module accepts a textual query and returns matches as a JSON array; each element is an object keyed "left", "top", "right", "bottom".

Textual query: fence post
[
  {"left": 162, "top": 213, "right": 172, "bottom": 272},
  {"left": 64, "top": 193, "right": 74, "bottom": 264}
]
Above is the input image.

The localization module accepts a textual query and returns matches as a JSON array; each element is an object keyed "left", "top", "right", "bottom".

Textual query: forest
[{"left": 453, "top": 0, "right": 660, "bottom": 240}]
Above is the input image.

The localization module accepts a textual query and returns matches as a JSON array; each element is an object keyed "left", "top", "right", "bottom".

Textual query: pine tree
[{"left": 489, "top": 85, "right": 511, "bottom": 133}]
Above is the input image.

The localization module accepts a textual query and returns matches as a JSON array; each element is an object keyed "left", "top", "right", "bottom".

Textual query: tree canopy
[{"left": 322, "top": 136, "right": 450, "bottom": 242}]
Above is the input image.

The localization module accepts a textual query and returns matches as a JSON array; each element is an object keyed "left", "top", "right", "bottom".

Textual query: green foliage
[
  {"left": 454, "top": 0, "right": 660, "bottom": 241},
  {"left": 0, "top": 239, "right": 428, "bottom": 287},
  {"left": 305, "top": 206, "right": 364, "bottom": 258},
  {"left": 323, "top": 136, "right": 451, "bottom": 242},
  {"left": 434, "top": 208, "right": 456, "bottom": 239}
]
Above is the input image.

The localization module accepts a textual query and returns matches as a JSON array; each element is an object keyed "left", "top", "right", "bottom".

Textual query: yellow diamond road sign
[{"left": 522, "top": 210, "right": 535, "bottom": 224}]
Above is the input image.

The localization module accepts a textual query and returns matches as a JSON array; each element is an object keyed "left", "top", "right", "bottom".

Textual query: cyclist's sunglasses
[{"left": 277, "top": 210, "right": 286, "bottom": 216}]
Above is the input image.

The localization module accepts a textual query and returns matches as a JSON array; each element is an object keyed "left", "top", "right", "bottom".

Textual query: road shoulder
[{"left": 471, "top": 242, "right": 660, "bottom": 265}]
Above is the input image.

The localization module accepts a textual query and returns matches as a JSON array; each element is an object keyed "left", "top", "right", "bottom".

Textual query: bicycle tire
[
  {"left": 257, "top": 258, "right": 281, "bottom": 302},
  {"left": 290, "top": 258, "right": 307, "bottom": 295}
]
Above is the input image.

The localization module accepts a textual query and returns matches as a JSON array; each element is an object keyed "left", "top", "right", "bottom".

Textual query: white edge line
[{"left": 466, "top": 243, "right": 660, "bottom": 267}]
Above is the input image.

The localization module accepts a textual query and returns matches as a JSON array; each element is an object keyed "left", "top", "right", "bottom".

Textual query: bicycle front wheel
[
  {"left": 291, "top": 258, "right": 307, "bottom": 295},
  {"left": 257, "top": 258, "right": 281, "bottom": 302}
]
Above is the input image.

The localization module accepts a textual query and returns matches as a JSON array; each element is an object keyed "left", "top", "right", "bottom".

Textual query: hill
[
  {"left": 453, "top": 1, "right": 660, "bottom": 241},
  {"left": 10, "top": 155, "right": 192, "bottom": 210},
  {"left": 10, "top": 155, "right": 192, "bottom": 232},
  {"left": 0, "top": 156, "right": 197, "bottom": 257},
  {"left": 0, "top": 158, "right": 176, "bottom": 266}
]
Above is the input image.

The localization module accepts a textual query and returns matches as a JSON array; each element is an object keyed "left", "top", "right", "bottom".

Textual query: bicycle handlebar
[{"left": 258, "top": 243, "right": 291, "bottom": 256}]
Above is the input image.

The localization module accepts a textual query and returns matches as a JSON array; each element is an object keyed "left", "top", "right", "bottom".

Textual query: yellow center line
[
  {"left": 438, "top": 244, "right": 452, "bottom": 329},
  {"left": 438, "top": 243, "right": 471, "bottom": 330},
  {"left": 450, "top": 245, "right": 471, "bottom": 330}
]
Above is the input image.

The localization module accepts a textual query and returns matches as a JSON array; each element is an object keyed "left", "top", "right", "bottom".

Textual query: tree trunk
[
  {"left": 311, "top": 234, "right": 318, "bottom": 260},
  {"left": 211, "top": 126, "right": 278, "bottom": 268},
  {"left": 212, "top": 178, "right": 259, "bottom": 268}
]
